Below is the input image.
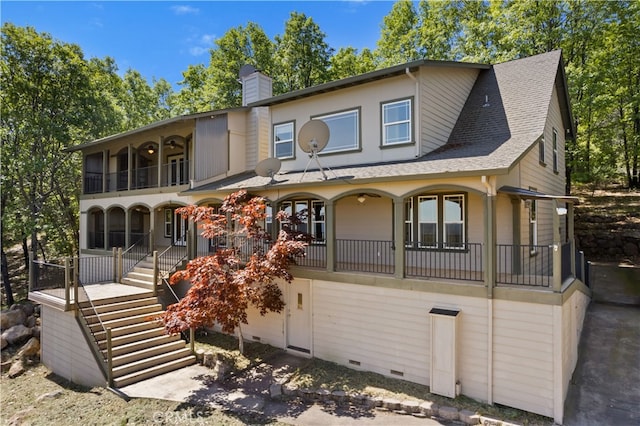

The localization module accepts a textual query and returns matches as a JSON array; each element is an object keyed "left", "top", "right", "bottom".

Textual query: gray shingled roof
[{"left": 186, "top": 50, "right": 566, "bottom": 193}]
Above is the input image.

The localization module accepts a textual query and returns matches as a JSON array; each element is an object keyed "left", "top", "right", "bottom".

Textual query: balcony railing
[
  {"left": 405, "top": 242, "right": 483, "bottom": 281},
  {"left": 88, "top": 231, "right": 105, "bottom": 249},
  {"left": 84, "top": 161, "right": 190, "bottom": 194},
  {"left": 336, "top": 239, "right": 395, "bottom": 275},
  {"left": 496, "top": 244, "right": 553, "bottom": 287}
]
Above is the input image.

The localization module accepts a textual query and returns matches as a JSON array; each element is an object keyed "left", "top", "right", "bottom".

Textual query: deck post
[
  {"left": 117, "top": 247, "right": 123, "bottom": 284},
  {"left": 190, "top": 327, "right": 195, "bottom": 354},
  {"left": 552, "top": 199, "right": 562, "bottom": 292},
  {"left": 64, "top": 257, "right": 71, "bottom": 311},
  {"left": 73, "top": 256, "right": 79, "bottom": 310},
  {"left": 152, "top": 250, "right": 159, "bottom": 297},
  {"left": 325, "top": 201, "right": 335, "bottom": 272},
  {"left": 393, "top": 198, "right": 405, "bottom": 279},
  {"left": 568, "top": 203, "right": 576, "bottom": 277},
  {"left": 112, "top": 247, "right": 118, "bottom": 283},
  {"left": 28, "top": 252, "right": 34, "bottom": 292},
  {"left": 106, "top": 327, "right": 114, "bottom": 387}
]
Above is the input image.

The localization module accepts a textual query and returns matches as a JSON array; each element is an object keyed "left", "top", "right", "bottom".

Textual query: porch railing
[
  {"left": 131, "top": 166, "right": 159, "bottom": 190},
  {"left": 336, "top": 239, "right": 395, "bottom": 275},
  {"left": 161, "top": 160, "right": 190, "bottom": 186},
  {"left": 496, "top": 244, "right": 553, "bottom": 287},
  {"left": 405, "top": 242, "right": 483, "bottom": 282},
  {"left": 84, "top": 172, "right": 103, "bottom": 194},
  {"left": 88, "top": 231, "right": 105, "bottom": 249},
  {"left": 77, "top": 254, "right": 116, "bottom": 285}
]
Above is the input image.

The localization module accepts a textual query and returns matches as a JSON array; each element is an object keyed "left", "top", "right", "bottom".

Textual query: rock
[
  {"left": 282, "top": 384, "right": 298, "bottom": 396},
  {"left": 36, "top": 390, "right": 63, "bottom": 402},
  {"left": 315, "top": 389, "right": 330, "bottom": 401},
  {"left": 438, "top": 405, "right": 459, "bottom": 421},
  {"left": 459, "top": 409, "right": 480, "bottom": 425},
  {"left": 195, "top": 348, "right": 205, "bottom": 364},
  {"left": 1, "top": 310, "right": 26, "bottom": 331},
  {"left": 17, "top": 337, "right": 40, "bottom": 358},
  {"left": 419, "top": 400, "right": 438, "bottom": 416},
  {"left": 401, "top": 400, "right": 421, "bottom": 413},
  {"left": 1, "top": 359, "right": 12, "bottom": 372},
  {"left": 331, "top": 390, "right": 347, "bottom": 404},
  {"left": 25, "top": 315, "right": 36, "bottom": 328},
  {"left": 1, "top": 336, "right": 7, "bottom": 350},
  {"left": 382, "top": 398, "right": 401, "bottom": 410},
  {"left": 269, "top": 384, "right": 282, "bottom": 399},
  {"left": 13, "top": 301, "right": 35, "bottom": 317},
  {"left": 7, "top": 407, "right": 34, "bottom": 426},
  {"left": 2, "top": 325, "right": 32, "bottom": 345},
  {"left": 8, "top": 358, "right": 25, "bottom": 378},
  {"left": 203, "top": 352, "right": 214, "bottom": 367},
  {"left": 31, "top": 326, "right": 41, "bottom": 339}
]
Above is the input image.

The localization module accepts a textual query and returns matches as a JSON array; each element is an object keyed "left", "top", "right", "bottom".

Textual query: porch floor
[{"left": 33, "top": 282, "right": 152, "bottom": 303}]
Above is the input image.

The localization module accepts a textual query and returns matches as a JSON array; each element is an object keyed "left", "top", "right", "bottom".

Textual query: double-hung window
[
  {"left": 314, "top": 109, "right": 359, "bottom": 153},
  {"left": 280, "top": 200, "right": 325, "bottom": 243},
  {"left": 273, "top": 122, "right": 294, "bottom": 159},
  {"left": 406, "top": 193, "right": 466, "bottom": 249},
  {"left": 382, "top": 98, "right": 412, "bottom": 146}
]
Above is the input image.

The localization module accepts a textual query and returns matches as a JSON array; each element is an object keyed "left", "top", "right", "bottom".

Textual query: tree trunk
[
  {"left": 237, "top": 324, "right": 244, "bottom": 355},
  {"left": 1, "top": 250, "right": 14, "bottom": 306},
  {"left": 22, "top": 237, "right": 29, "bottom": 271}
]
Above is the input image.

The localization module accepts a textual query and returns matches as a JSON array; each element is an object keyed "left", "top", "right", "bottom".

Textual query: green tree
[
  {"left": 172, "top": 64, "right": 212, "bottom": 114},
  {"left": 417, "top": 0, "right": 461, "bottom": 61},
  {"left": 328, "top": 47, "right": 376, "bottom": 80},
  {"left": 274, "top": 12, "right": 333, "bottom": 92},
  {"left": 1, "top": 24, "right": 120, "bottom": 302},
  {"left": 375, "top": 0, "right": 420, "bottom": 67},
  {"left": 119, "top": 69, "right": 173, "bottom": 129}
]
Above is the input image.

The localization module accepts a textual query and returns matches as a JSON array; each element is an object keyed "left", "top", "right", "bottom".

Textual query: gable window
[
  {"left": 539, "top": 135, "right": 545, "bottom": 165},
  {"left": 273, "top": 122, "right": 295, "bottom": 159},
  {"left": 314, "top": 109, "right": 360, "bottom": 153},
  {"left": 280, "top": 199, "right": 325, "bottom": 243},
  {"left": 406, "top": 193, "right": 466, "bottom": 249},
  {"left": 382, "top": 98, "right": 412, "bottom": 146},
  {"left": 552, "top": 128, "right": 558, "bottom": 173}
]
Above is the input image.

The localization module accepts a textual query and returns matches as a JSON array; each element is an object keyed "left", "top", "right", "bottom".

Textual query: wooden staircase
[{"left": 79, "top": 261, "right": 195, "bottom": 387}]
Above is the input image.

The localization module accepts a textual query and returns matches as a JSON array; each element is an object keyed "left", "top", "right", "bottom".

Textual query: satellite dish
[
  {"left": 239, "top": 64, "right": 257, "bottom": 79},
  {"left": 255, "top": 157, "right": 281, "bottom": 184},
  {"left": 298, "top": 120, "right": 331, "bottom": 181},
  {"left": 297, "top": 120, "right": 330, "bottom": 153}
]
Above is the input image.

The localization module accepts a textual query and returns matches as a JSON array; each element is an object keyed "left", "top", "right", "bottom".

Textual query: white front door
[
  {"left": 430, "top": 309, "right": 459, "bottom": 398},
  {"left": 287, "top": 280, "right": 311, "bottom": 354}
]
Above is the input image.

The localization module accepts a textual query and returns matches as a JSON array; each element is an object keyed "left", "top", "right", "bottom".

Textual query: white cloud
[
  {"left": 189, "top": 46, "right": 208, "bottom": 56},
  {"left": 172, "top": 5, "right": 199, "bottom": 15},
  {"left": 200, "top": 34, "right": 216, "bottom": 44}
]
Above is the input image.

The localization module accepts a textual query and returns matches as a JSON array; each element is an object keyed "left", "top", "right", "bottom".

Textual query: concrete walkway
[
  {"left": 119, "top": 353, "right": 444, "bottom": 425},
  {"left": 563, "top": 263, "right": 640, "bottom": 426}
]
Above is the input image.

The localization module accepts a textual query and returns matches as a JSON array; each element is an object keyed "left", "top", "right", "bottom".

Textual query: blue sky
[{"left": 2, "top": 1, "right": 398, "bottom": 87}]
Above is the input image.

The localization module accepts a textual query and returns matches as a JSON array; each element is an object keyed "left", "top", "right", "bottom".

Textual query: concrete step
[
  {"left": 108, "top": 333, "right": 183, "bottom": 357},
  {"left": 111, "top": 340, "right": 189, "bottom": 367},
  {"left": 84, "top": 304, "right": 163, "bottom": 324},
  {"left": 133, "top": 266, "right": 154, "bottom": 275},
  {"left": 81, "top": 297, "right": 158, "bottom": 315},
  {"left": 112, "top": 347, "right": 193, "bottom": 378},
  {"left": 113, "top": 355, "right": 195, "bottom": 388},
  {"left": 97, "top": 325, "right": 166, "bottom": 350},
  {"left": 89, "top": 311, "right": 164, "bottom": 334}
]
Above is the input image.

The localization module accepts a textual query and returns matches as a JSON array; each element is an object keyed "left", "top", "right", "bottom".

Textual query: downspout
[
  {"left": 481, "top": 175, "right": 496, "bottom": 406},
  {"left": 405, "top": 68, "right": 420, "bottom": 158}
]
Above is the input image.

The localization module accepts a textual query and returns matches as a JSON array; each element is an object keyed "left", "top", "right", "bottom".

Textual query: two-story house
[{"left": 30, "top": 50, "right": 590, "bottom": 424}]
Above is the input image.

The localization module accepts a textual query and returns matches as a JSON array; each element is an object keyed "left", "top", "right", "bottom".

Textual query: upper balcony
[{"left": 82, "top": 137, "right": 190, "bottom": 195}]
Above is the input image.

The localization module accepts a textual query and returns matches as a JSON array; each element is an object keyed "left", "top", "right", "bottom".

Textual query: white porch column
[
  {"left": 124, "top": 208, "right": 131, "bottom": 249},
  {"left": 483, "top": 194, "right": 497, "bottom": 296},
  {"left": 102, "top": 149, "right": 109, "bottom": 193}
]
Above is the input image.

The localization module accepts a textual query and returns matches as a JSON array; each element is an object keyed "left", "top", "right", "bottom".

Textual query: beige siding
[
  {"left": 492, "top": 300, "right": 554, "bottom": 417},
  {"left": 246, "top": 107, "right": 270, "bottom": 171},
  {"left": 243, "top": 305, "right": 285, "bottom": 348},
  {"left": 311, "top": 280, "right": 488, "bottom": 401},
  {"left": 420, "top": 67, "right": 478, "bottom": 154},
  {"left": 335, "top": 197, "right": 392, "bottom": 240},
  {"left": 41, "top": 306, "right": 105, "bottom": 388},
  {"left": 562, "top": 290, "right": 590, "bottom": 399}
]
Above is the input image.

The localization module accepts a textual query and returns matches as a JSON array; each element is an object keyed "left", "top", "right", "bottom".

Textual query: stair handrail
[
  {"left": 157, "top": 238, "right": 190, "bottom": 343},
  {"left": 122, "top": 230, "right": 153, "bottom": 276}
]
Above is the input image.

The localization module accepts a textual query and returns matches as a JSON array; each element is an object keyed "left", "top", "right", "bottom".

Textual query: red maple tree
[{"left": 162, "top": 190, "right": 309, "bottom": 353}]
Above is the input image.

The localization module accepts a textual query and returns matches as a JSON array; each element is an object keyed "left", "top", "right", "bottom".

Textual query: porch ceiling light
[
  {"left": 147, "top": 144, "right": 155, "bottom": 155},
  {"left": 357, "top": 194, "right": 366, "bottom": 204}
]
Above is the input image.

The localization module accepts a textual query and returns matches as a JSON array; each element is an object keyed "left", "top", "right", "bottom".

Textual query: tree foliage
[{"left": 163, "top": 190, "right": 308, "bottom": 353}]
